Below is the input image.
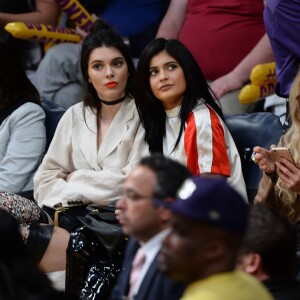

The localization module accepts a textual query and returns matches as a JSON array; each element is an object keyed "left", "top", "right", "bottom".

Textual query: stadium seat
[
  {"left": 41, "top": 99, "right": 66, "bottom": 150},
  {"left": 225, "top": 112, "right": 284, "bottom": 203}
]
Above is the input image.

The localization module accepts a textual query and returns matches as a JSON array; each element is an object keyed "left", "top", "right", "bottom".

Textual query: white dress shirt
[{"left": 130, "top": 229, "right": 170, "bottom": 298}]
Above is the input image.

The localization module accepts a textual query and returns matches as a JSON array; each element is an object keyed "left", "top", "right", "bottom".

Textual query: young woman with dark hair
[
  {"left": 135, "top": 38, "right": 247, "bottom": 200},
  {"left": 0, "top": 20, "right": 147, "bottom": 288},
  {"left": 34, "top": 19, "right": 147, "bottom": 214},
  {"left": 0, "top": 27, "right": 46, "bottom": 193}
]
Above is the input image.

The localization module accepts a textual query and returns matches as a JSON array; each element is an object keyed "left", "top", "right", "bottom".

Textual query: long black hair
[
  {"left": 0, "top": 27, "right": 40, "bottom": 109},
  {"left": 80, "top": 19, "right": 136, "bottom": 111},
  {"left": 135, "top": 38, "right": 223, "bottom": 153}
]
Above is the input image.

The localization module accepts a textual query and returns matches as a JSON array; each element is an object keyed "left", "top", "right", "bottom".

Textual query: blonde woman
[{"left": 254, "top": 70, "right": 300, "bottom": 223}]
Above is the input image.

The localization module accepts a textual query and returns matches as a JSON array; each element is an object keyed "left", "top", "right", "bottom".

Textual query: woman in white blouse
[
  {"left": 1, "top": 20, "right": 148, "bottom": 275},
  {"left": 34, "top": 20, "right": 147, "bottom": 213}
]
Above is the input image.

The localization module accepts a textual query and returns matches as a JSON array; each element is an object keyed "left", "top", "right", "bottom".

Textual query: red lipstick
[{"left": 105, "top": 81, "right": 117, "bottom": 88}]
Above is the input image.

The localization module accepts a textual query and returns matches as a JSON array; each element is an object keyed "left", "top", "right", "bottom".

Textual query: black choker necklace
[{"left": 98, "top": 96, "right": 126, "bottom": 105}]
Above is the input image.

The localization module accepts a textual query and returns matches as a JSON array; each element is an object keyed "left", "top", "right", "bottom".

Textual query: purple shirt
[{"left": 264, "top": 0, "right": 300, "bottom": 98}]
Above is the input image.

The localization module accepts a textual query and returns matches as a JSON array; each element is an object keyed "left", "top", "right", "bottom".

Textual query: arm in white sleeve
[
  {"left": 34, "top": 107, "right": 75, "bottom": 207},
  {"left": 60, "top": 123, "right": 148, "bottom": 207},
  {"left": 34, "top": 105, "right": 149, "bottom": 208}
]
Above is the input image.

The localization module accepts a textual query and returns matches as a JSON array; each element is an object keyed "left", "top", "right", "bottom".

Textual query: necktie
[{"left": 128, "top": 247, "right": 146, "bottom": 298}]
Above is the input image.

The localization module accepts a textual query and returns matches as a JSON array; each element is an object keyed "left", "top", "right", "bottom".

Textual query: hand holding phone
[{"left": 271, "top": 147, "right": 295, "bottom": 164}]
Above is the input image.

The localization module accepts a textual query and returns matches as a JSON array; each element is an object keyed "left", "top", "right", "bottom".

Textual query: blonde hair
[{"left": 275, "top": 70, "right": 300, "bottom": 222}]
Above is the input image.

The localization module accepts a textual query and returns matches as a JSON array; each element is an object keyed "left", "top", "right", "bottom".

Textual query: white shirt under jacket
[{"left": 34, "top": 98, "right": 148, "bottom": 208}]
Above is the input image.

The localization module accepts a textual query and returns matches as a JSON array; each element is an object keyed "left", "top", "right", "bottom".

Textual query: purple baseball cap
[{"left": 170, "top": 176, "right": 249, "bottom": 236}]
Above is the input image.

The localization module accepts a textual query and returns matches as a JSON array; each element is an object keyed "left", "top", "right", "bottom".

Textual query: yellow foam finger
[
  {"left": 239, "top": 82, "right": 276, "bottom": 104},
  {"left": 5, "top": 22, "right": 81, "bottom": 44},
  {"left": 250, "top": 62, "right": 276, "bottom": 85},
  {"left": 56, "top": 0, "right": 95, "bottom": 31}
]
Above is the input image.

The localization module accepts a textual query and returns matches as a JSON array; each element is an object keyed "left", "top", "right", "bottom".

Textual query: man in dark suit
[{"left": 110, "top": 154, "right": 190, "bottom": 300}]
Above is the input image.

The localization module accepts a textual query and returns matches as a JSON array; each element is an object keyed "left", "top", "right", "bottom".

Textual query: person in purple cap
[{"left": 158, "top": 176, "right": 273, "bottom": 300}]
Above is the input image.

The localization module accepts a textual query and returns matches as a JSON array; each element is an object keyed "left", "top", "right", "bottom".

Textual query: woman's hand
[
  {"left": 276, "top": 158, "right": 300, "bottom": 194},
  {"left": 253, "top": 145, "right": 275, "bottom": 174}
]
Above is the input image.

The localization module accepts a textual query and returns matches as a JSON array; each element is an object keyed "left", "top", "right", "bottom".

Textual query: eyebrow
[
  {"left": 149, "top": 60, "right": 178, "bottom": 69},
  {"left": 90, "top": 57, "right": 125, "bottom": 64}
]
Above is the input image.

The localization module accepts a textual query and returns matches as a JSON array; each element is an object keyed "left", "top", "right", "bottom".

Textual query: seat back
[
  {"left": 224, "top": 112, "right": 284, "bottom": 203},
  {"left": 41, "top": 99, "right": 66, "bottom": 150},
  {"left": 18, "top": 100, "right": 66, "bottom": 200}
]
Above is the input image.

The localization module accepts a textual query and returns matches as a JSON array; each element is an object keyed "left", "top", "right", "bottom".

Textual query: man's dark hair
[
  {"left": 139, "top": 154, "right": 191, "bottom": 199},
  {"left": 240, "top": 205, "right": 297, "bottom": 278}
]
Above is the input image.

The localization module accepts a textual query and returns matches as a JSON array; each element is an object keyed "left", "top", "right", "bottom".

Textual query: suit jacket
[
  {"left": 0, "top": 102, "right": 46, "bottom": 193},
  {"left": 110, "top": 238, "right": 185, "bottom": 300},
  {"left": 34, "top": 98, "right": 148, "bottom": 208}
]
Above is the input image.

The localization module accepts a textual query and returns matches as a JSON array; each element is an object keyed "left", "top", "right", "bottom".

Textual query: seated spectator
[
  {"left": 33, "top": 19, "right": 148, "bottom": 225},
  {"left": 237, "top": 205, "right": 300, "bottom": 300},
  {"left": 111, "top": 154, "right": 189, "bottom": 300},
  {"left": 254, "top": 69, "right": 300, "bottom": 224},
  {"left": 0, "top": 27, "right": 46, "bottom": 193},
  {"left": 158, "top": 176, "right": 272, "bottom": 299},
  {"left": 0, "top": 19, "right": 148, "bottom": 290},
  {"left": 0, "top": 209, "right": 71, "bottom": 299},
  {"left": 134, "top": 38, "right": 247, "bottom": 201},
  {"left": 264, "top": 0, "right": 300, "bottom": 98},
  {"left": 32, "top": 0, "right": 170, "bottom": 109}
]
